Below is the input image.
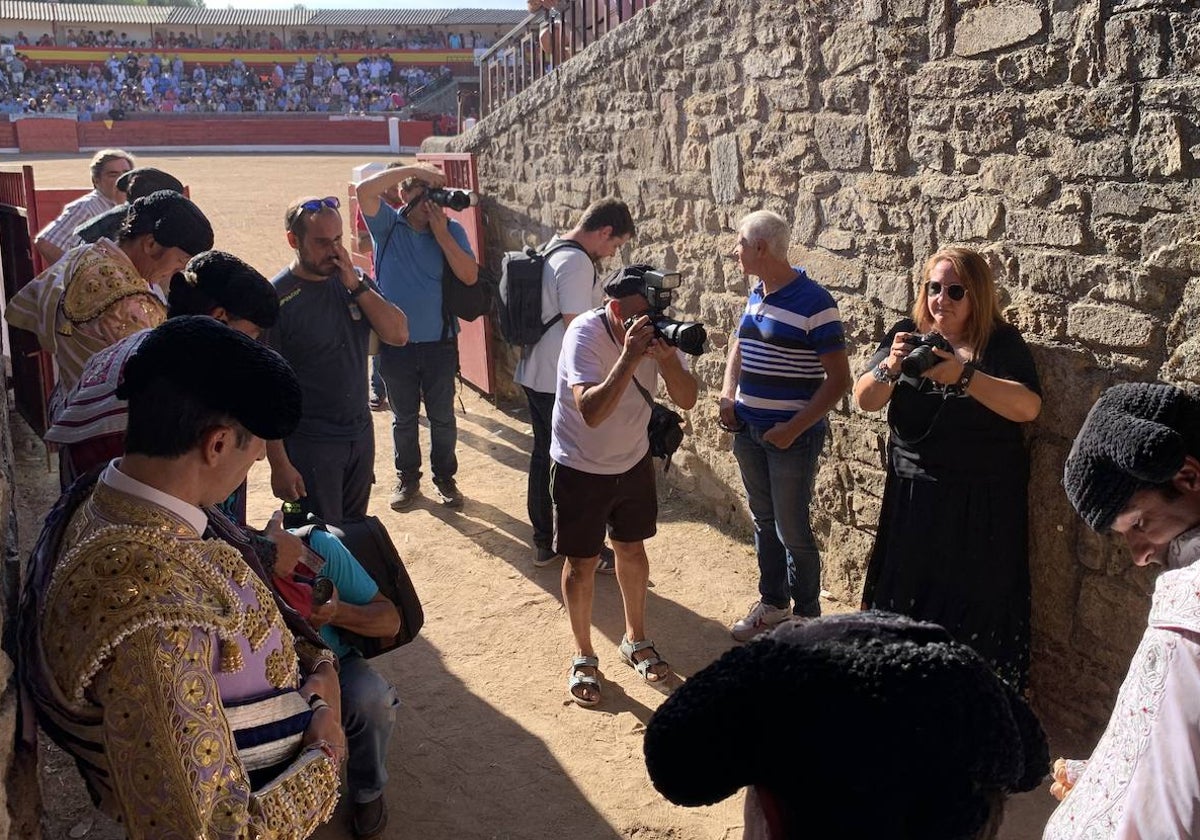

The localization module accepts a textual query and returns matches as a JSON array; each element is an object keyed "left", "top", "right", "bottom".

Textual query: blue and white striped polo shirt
[{"left": 734, "top": 269, "right": 845, "bottom": 429}]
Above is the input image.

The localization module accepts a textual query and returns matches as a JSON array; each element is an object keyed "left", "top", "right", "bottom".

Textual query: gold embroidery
[
  {"left": 218, "top": 640, "right": 245, "bottom": 674},
  {"left": 90, "top": 482, "right": 196, "bottom": 538},
  {"left": 61, "top": 251, "right": 157, "bottom": 325},
  {"left": 264, "top": 647, "right": 292, "bottom": 689}
]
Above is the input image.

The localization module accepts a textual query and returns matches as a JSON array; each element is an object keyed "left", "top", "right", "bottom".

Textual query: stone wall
[{"left": 447, "top": 0, "right": 1200, "bottom": 747}]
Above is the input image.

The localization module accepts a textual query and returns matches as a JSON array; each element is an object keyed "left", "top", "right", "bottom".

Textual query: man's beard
[{"left": 298, "top": 254, "right": 335, "bottom": 276}]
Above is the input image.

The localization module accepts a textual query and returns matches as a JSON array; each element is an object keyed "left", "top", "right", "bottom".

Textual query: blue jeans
[
  {"left": 370, "top": 354, "right": 386, "bottom": 401},
  {"left": 732, "top": 423, "right": 826, "bottom": 617},
  {"left": 340, "top": 654, "right": 399, "bottom": 803},
  {"left": 378, "top": 340, "right": 459, "bottom": 482}
]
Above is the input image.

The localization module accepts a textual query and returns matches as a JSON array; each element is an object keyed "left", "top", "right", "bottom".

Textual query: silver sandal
[
  {"left": 619, "top": 636, "right": 670, "bottom": 684},
  {"left": 567, "top": 655, "right": 602, "bottom": 707}
]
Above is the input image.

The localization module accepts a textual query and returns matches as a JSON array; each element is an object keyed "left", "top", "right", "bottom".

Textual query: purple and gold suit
[{"left": 20, "top": 464, "right": 340, "bottom": 839}]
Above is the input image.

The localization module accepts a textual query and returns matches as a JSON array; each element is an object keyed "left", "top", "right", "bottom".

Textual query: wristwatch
[
  {"left": 871, "top": 364, "right": 899, "bottom": 385},
  {"left": 307, "top": 693, "right": 331, "bottom": 712},
  {"left": 348, "top": 278, "right": 370, "bottom": 298},
  {"left": 957, "top": 362, "right": 977, "bottom": 391}
]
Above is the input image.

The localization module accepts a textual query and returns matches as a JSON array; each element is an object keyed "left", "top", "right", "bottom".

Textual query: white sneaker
[{"left": 730, "top": 601, "right": 792, "bottom": 642}]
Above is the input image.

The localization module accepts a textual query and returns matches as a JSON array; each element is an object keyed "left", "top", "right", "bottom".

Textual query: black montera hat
[
  {"left": 167, "top": 250, "right": 278, "bottom": 329},
  {"left": 1064, "top": 382, "right": 1200, "bottom": 531},
  {"left": 116, "top": 315, "right": 300, "bottom": 440},
  {"left": 121, "top": 190, "right": 214, "bottom": 257},
  {"left": 115, "top": 166, "right": 185, "bottom": 199},
  {"left": 643, "top": 612, "right": 1048, "bottom": 840},
  {"left": 602, "top": 263, "right": 655, "bottom": 299}
]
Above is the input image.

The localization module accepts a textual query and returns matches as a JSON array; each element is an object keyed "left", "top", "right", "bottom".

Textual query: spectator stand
[{"left": 478, "top": 0, "right": 655, "bottom": 117}]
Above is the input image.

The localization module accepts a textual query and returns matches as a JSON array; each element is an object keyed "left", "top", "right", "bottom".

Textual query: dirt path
[{"left": 10, "top": 153, "right": 1057, "bottom": 839}]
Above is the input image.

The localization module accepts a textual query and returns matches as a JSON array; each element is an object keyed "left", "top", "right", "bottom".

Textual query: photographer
[
  {"left": 852, "top": 246, "right": 1041, "bottom": 690},
  {"left": 355, "top": 164, "right": 474, "bottom": 511},
  {"left": 553, "top": 264, "right": 698, "bottom": 707},
  {"left": 721, "top": 211, "right": 851, "bottom": 642}
]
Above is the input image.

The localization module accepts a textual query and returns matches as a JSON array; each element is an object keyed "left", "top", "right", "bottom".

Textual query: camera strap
[{"left": 599, "top": 306, "right": 658, "bottom": 408}]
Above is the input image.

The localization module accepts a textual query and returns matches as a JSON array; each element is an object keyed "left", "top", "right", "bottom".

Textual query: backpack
[{"left": 497, "top": 239, "right": 590, "bottom": 347}]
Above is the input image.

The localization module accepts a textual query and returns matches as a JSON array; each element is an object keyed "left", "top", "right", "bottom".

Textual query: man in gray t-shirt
[
  {"left": 265, "top": 195, "right": 409, "bottom": 524},
  {"left": 515, "top": 198, "right": 634, "bottom": 569},
  {"left": 551, "top": 264, "right": 698, "bottom": 708}
]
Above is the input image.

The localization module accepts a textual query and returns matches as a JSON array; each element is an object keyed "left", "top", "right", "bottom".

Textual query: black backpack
[{"left": 498, "top": 239, "right": 591, "bottom": 347}]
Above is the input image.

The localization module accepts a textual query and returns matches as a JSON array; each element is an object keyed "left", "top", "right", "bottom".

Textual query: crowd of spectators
[
  {"left": 0, "top": 49, "right": 457, "bottom": 118},
  {"left": 5, "top": 27, "right": 497, "bottom": 52}
]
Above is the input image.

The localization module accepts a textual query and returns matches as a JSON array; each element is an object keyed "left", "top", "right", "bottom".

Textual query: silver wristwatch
[{"left": 872, "top": 364, "right": 899, "bottom": 385}]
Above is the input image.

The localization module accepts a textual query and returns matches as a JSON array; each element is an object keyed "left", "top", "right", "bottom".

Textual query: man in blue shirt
[
  {"left": 356, "top": 165, "right": 477, "bottom": 511},
  {"left": 305, "top": 529, "right": 402, "bottom": 839},
  {"left": 719, "top": 210, "right": 852, "bottom": 641}
]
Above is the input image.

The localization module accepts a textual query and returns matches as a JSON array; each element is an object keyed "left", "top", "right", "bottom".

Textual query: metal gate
[{"left": 0, "top": 166, "right": 53, "bottom": 437}]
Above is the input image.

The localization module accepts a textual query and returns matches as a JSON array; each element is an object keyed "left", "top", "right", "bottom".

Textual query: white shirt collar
[
  {"left": 1166, "top": 524, "right": 1200, "bottom": 571},
  {"left": 101, "top": 458, "right": 208, "bottom": 535}
]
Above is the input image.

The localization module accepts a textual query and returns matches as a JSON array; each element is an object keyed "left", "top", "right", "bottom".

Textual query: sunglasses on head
[
  {"left": 299, "top": 196, "right": 340, "bottom": 213},
  {"left": 926, "top": 280, "right": 967, "bottom": 301}
]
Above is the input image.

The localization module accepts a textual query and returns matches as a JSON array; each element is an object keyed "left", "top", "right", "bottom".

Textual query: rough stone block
[
  {"left": 909, "top": 133, "right": 953, "bottom": 172},
  {"left": 821, "top": 77, "right": 869, "bottom": 114},
  {"left": 709, "top": 133, "right": 743, "bottom": 204},
  {"left": 979, "top": 155, "right": 1057, "bottom": 205},
  {"left": 814, "top": 113, "right": 870, "bottom": 169},
  {"left": 792, "top": 245, "right": 866, "bottom": 291},
  {"left": 1104, "top": 12, "right": 1166, "bottom": 81},
  {"left": 1092, "top": 182, "right": 1173, "bottom": 219},
  {"left": 996, "top": 44, "right": 1069, "bottom": 90},
  {"left": 909, "top": 62, "right": 996, "bottom": 99},
  {"left": 1007, "top": 208, "right": 1086, "bottom": 247},
  {"left": 1144, "top": 213, "right": 1200, "bottom": 272},
  {"left": 868, "top": 77, "right": 911, "bottom": 173},
  {"left": 1163, "top": 336, "right": 1200, "bottom": 387},
  {"left": 1132, "top": 111, "right": 1187, "bottom": 178},
  {"left": 953, "top": 3, "right": 1044, "bottom": 57},
  {"left": 1060, "top": 85, "right": 1136, "bottom": 138},
  {"left": 1092, "top": 219, "right": 1143, "bottom": 258},
  {"left": 938, "top": 195, "right": 1003, "bottom": 241},
  {"left": 821, "top": 22, "right": 876, "bottom": 75},
  {"left": 1073, "top": 575, "right": 1150, "bottom": 673},
  {"left": 953, "top": 103, "right": 1018, "bottom": 154},
  {"left": 1067, "top": 302, "right": 1156, "bottom": 349},
  {"left": 818, "top": 229, "right": 856, "bottom": 251},
  {"left": 1047, "top": 137, "right": 1130, "bottom": 178},
  {"left": 865, "top": 272, "right": 913, "bottom": 311}
]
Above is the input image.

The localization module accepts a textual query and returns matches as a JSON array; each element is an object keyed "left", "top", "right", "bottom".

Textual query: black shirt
[{"left": 267, "top": 267, "right": 374, "bottom": 441}]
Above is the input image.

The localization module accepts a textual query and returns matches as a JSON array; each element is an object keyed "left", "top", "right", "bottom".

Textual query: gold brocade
[{"left": 60, "top": 250, "right": 157, "bottom": 326}]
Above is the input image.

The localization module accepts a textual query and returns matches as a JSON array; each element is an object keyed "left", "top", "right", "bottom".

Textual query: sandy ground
[{"left": 8, "top": 153, "right": 1058, "bottom": 839}]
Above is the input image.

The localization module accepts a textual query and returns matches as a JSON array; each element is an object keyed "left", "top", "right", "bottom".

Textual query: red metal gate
[
  {"left": 0, "top": 165, "right": 54, "bottom": 437},
  {"left": 416, "top": 152, "right": 495, "bottom": 396}
]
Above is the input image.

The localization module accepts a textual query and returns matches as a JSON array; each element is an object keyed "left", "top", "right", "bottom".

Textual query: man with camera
[
  {"left": 553, "top": 264, "right": 698, "bottom": 706},
  {"left": 356, "top": 166, "right": 477, "bottom": 511},
  {"left": 720, "top": 210, "right": 851, "bottom": 641},
  {"left": 266, "top": 192, "right": 412, "bottom": 525},
  {"left": 516, "top": 198, "right": 635, "bottom": 569}
]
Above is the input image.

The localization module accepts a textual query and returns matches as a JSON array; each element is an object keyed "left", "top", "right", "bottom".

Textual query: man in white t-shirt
[
  {"left": 516, "top": 198, "right": 635, "bottom": 570},
  {"left": 551, "top": 264, "right": 698, "bottom": 707}
]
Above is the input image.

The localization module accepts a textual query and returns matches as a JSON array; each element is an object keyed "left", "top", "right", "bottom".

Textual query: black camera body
[
  {"left": 623, "top": 269, "right": 708, "bottom": 356},
  {"left": 901, "top": 332, "right": 954, "bottom": 377}
]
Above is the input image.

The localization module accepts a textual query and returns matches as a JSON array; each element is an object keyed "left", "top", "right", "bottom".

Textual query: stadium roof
[{"left": 0, "top": 2, "right": 525, "bottom": 28}]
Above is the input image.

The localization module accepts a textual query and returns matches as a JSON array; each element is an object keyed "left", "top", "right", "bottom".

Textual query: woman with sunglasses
[{"left": 852, "top": 246, "right": 1042, "bottom": 691}]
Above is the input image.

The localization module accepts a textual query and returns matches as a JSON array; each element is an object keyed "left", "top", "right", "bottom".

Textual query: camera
[
  {"left": 901, "top": 332, "right": 954, "bottom": 377},
  {"left": 424, "top": 187, "right": 479, "bottom": 211},
  {"left": 623, "top": 269, "right": 708, "bottom": 356}
]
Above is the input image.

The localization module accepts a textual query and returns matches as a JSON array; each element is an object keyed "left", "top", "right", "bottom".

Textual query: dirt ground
[{"left": 9, "top": 153, "right": 1058, "bottom": 839}]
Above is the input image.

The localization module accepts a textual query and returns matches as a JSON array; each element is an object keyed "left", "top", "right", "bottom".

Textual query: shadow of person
[{"left": 312, "top": 636, "right": 626, "bottom": 840}]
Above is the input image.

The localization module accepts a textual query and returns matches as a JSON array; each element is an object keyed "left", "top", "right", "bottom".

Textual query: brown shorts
[{"left": 550, "top": 453, "right": 657, "bottom": 558}]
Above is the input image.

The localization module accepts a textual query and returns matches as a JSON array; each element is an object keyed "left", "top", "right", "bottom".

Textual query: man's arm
[
  {"left": 572, "top": 315, "right": 655, "bottom": 427},
  {"left": 34, "top": 237, "right": 64, "bottom": 266},
  {"left": 95, "top": 626, "right": 341, "bottom": 838},
  {"left": 427, "top": 203, "right": 479, "bottom": 284},
  {"left": 313, "top": 590, "right": 401, "bottom": 638},
  {"left": 655, "top": 348, "right": 699, "bottom": 410},
  {"left": 266, "top": 439, "right": 306, "bottom": 501},
  {"left": 330, "top": 242, "right": 407, "bottom": 345},
  {"left": 354, "top": 162, "right": 445, "bottom": 218},
  {"left": 762, "top": 349, "right": 852, "bottom": 449},
  {"left": 719, "top": 337, "right": 741, "bottom": 427}
]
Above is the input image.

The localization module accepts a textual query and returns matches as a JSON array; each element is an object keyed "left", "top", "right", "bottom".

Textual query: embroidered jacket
[{"left": 21, "top": 470, "right": 339, "bottom": 839}]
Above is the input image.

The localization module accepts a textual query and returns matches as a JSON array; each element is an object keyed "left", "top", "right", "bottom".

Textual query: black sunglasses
[
  {"left": 299, "top": 196, "right": 340, "bottom": 213},
  {"left": 926, "top": 281, "right": 967, "bottom": 301}
]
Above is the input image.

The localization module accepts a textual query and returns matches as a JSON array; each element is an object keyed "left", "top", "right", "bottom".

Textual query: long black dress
[{"left": 861, "top": 318, "right": 1040, "bottom": 690}]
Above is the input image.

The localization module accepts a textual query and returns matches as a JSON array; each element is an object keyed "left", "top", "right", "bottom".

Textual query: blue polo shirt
[{"left": 364, "top": 203, "right": 474, "bottom": 344}]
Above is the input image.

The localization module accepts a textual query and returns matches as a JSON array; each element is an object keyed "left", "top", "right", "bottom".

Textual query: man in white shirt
[
  {"left": 515, "top": 198, "right": 634, "bottom": 569},
  {"left": 552, "top": 264, "right": 698, "bottom": 707},
  {"left": 1047, "top": 382, "right": 1200, "bottom": 839},
  {"left": 33, "top": 148, "right": 133, "bottom": 265}
]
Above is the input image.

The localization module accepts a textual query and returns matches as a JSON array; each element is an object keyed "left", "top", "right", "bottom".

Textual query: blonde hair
[{"left": 911, "top": 247, "right": 1006, "bottom": 357}]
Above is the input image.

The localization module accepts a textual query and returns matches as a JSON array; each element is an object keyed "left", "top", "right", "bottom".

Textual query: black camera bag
[
  {"left": 632, "top": 378, "right": 685, "bottom": 472},
  {"left": 292, "top": 515, "right": 424, "bottom": 657},
  {"left": 440, "top": 258, "right": 495, "bottom": 340}
]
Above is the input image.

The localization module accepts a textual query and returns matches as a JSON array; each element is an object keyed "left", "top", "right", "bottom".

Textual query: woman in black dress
[{"left": 853, "top": 247, "right": 1042, "bottom": 690}]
